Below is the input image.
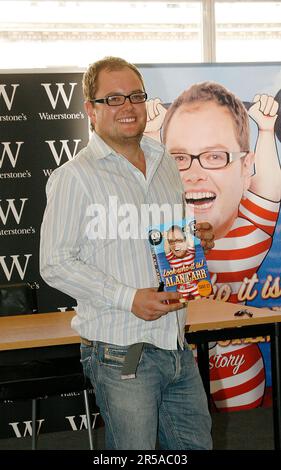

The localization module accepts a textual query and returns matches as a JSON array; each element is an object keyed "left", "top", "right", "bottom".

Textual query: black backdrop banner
[
  {"left": 0, "top": 72, "right": 92, "bottom": 439},
  {"left": 0, "top": 72, "right": 89, "bottom": 312}
]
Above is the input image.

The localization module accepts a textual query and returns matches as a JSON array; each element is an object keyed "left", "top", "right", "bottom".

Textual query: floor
[{"left": 0, "top": 407, "right": 274, "bottom": 450}]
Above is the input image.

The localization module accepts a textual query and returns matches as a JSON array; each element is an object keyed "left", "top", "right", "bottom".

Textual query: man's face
[
  {"left": 165, "top": 102, "right": 253, "bottom": 239},
  {"left": 85, "top": 67, "right": 147, "bottom": 149},
  {"left": 167, "top": 228, "right": 188, "bottom": 258}
]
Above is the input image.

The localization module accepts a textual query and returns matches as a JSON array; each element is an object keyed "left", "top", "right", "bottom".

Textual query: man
[
  {"left": 161, "top": 82, "right": 280, "bottom": 411},
  {"left": 40, "top": 57, "right": 213, "bottom": 450}
]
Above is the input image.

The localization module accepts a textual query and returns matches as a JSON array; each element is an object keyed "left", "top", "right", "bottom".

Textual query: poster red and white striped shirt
[{"left": 205, "top": 191, "right": 280, "bottom": 411}]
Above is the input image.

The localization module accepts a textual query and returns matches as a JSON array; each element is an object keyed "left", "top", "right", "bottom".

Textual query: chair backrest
[{"left": 0, "top": 282, "right": 38, "bottom": 317}]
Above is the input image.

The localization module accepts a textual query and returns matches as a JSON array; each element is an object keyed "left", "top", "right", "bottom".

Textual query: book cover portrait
[{"left": 148, "top": 218, "right": 212, "bottom": 302}]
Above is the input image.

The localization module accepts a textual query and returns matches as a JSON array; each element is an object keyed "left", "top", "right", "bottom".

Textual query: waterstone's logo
[
  {"left": 0, "top": 254, "right": 32, "bottom": 281},
  {"left": 0, "top": 142, "right": 24, "bottom": 169},
  {"left": 41, "top": 82, "right": 77, "bottom": 109},
  {"left": 0, "top": 198, "right": 35, "bottom": 237},
  {"left": 39, "top": 82, "right": 85, "bottom": 121},
  {"left": 45, "top": 139, "right": 81, "bottom": 166},
  {"left": 0, "top": 141, "right": 31, "bottom": 179},
  {"left": 0, "top": 84, "right": 27, "bottom": 123},
  {"left": 0, "top": 84, "right": 19, "bottom": 110}
]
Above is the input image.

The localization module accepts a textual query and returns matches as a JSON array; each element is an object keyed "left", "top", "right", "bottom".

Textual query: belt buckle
[{"left": 81, "top": 337, "right": 94, "bottom": 347}]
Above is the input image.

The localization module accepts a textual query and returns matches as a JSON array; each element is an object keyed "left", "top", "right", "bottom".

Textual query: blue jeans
[{"left": 81, "top": 341, "right": 212, "bottom": 450}]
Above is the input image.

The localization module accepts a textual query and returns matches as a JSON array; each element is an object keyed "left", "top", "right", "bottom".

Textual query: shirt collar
[
  {"left": 88, "top": 130, "right": 165, "bottom": 166},
  {"left": 88, "top": 130, "right": 115, "bottom": 160}
]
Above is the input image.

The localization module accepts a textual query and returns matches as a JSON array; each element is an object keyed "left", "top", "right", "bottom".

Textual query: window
[
  {"left": 0, "top": 1, "right": 202, "bottom": 68},
  {"left": 215, "top": 1, "right": 281, "bottom": 62},
  {"left": 0, "top": 1, "right": 280, "bottom": 68}
]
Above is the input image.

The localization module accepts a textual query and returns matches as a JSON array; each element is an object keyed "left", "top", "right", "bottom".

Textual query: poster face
[{"left": 139, "top": 62, "right": 281, "bottom": 411}]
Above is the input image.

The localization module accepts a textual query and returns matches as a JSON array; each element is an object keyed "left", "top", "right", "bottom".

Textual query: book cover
[{"left": 148, "top": 217, "right": 212, "bottom": 302}]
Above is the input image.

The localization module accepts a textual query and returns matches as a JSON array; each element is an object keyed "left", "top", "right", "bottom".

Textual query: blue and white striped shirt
[{"left": 40, "top": 131, "right": 186, "bottom": 349}]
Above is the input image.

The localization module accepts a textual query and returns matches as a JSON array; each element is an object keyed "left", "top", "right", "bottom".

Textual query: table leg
[
  {"left": 31, "top": 398, "right": 37, "bottom": 450},
  {"left": 270, "top": 322, "right": 281, "bottom": 450},
  {"left": 196, "top": 341, "right": 211, "bottom": 408}
]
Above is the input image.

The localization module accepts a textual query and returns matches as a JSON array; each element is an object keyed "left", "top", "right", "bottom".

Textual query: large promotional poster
[
  {"left": 0, "top": 62, "right": 280, "bottom": 439},
  {"left": 140, "top": 62, "right": 281, "bottom": 413}
]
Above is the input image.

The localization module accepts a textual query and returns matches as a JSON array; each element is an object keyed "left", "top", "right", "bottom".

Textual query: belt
[
  {"left": 81, "top": 337, "right": 183, "bottom": 350},
  {"left": 80, "top": 339, "right": 183, "bottom": 381},
  {"left": 81, "top": 337, "right": 95, "bottom": 347},
  {"left": 80, "top": 338, "right": 143, "bottom": 380}
]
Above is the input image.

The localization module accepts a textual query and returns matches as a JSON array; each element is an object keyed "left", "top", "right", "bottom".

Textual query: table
[
  {"left": 0, "top": 311, "right": 89, "bottom": 448},
  {"left": 0, "top": 310, "right": 81, "bottom": 368},
  {"left": 0, "top": 311, "right": 79, "bottom": 351},
  {"left": 186, "top": 298, "right": 281, "bottom": 450},
  {"left": 1, "top": 305, "right": 281, "bottom": 449},
  {"left": 0, "top": 309, "right": 85, "bottom": 403}
]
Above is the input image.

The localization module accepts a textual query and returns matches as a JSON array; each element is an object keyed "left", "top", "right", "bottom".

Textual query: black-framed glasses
[
  {"left": 89, "top": 91, "right": 147, "bottom": 107},
  {"left": 171, "top": 151, "right": 249, "bottom": 171}
]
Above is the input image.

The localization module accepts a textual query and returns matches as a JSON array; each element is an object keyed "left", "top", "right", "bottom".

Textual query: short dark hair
[{"left": 82, "top": 56, "right": 145, "bottom": 101}]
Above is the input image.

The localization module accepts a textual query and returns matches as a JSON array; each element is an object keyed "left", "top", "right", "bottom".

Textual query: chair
[{"left": 0, "top": 283, "right": 94, "bottom": 450}]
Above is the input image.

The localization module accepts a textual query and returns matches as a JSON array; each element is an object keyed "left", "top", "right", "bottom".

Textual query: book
[{"left": 148, "top": 217, "right": 212, "bottom": 303}]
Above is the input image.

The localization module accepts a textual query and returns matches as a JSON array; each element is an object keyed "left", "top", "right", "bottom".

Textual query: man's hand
[
  {"left": 195, "top": 221, "right": 215, "bottom": 253},
  {"left": 132, "top": 288, "right": 185, "bottom": 321}
]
